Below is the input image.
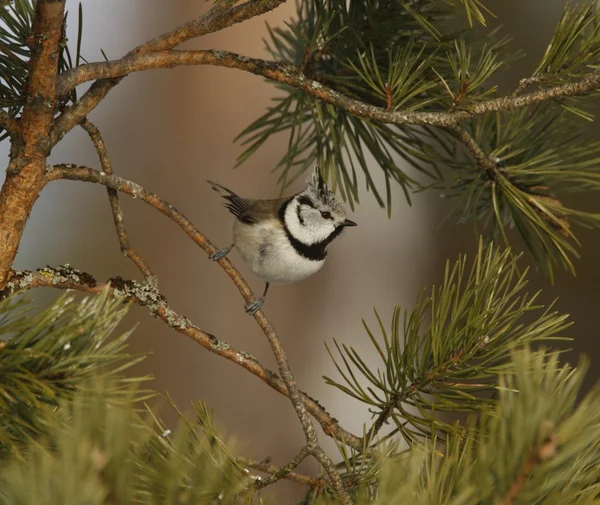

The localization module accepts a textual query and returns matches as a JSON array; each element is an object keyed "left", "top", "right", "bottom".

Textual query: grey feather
[
  {"left": 208, "top": 181, "right": 254, "bottom": 219},
  {"left": 208, "top": 180, "right": 285, "bottom": 224}
]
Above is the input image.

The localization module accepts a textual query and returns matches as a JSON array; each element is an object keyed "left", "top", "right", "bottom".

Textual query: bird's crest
[{"left": 305, "top": 166, "right": 343, "bottom": 212}]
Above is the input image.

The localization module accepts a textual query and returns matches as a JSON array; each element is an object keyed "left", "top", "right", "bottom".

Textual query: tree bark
[{"left": 0, "top": 0, "right": 66, "bottom": 288}]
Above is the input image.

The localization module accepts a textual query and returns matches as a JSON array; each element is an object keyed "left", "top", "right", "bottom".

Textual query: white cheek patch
[{"left": 285, "top": 201, "right": 334, "bottom": 244}]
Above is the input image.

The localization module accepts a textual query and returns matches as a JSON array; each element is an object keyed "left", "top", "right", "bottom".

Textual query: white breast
[{"left": 233, "top": 219, "right": 325, "bottom": 284}]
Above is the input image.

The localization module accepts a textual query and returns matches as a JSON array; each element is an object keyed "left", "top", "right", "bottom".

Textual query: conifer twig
[
  {"left": 79, "top": 118, "right": 153, "bottom": 278},
  {"left": 245, "top": 447, "right": 311, "bottom": 491},
  {"left": 4, "top": 264, "right": 353, "bottom": 503},
  {"left": 448, "top": 123, "right": 499, "bottom": 176},
  {"left": 56, "top": 49, "right": 600, "bottom": 129},
  {"left": 501, "top": 428, "right": 557, "bottom": 505},
  {"left": 238, "top": 456, "right": 328, "bottom": 489}
]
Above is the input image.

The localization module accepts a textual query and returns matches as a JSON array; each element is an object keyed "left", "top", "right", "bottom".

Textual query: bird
[{"left": 208, "top": 167, "right": 357, "bottom": 315}]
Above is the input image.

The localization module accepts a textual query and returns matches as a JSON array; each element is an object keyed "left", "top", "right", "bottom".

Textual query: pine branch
[
  {"left": 325, "top": 240, "right": 571, "bottom": 445},
  {"left": 376, "top": 347, "right": 600, "bottom": 505},
  {"left": 55, "top": 49, "right": 600, "bottom": 128},
  {"left": 448, "top": 104, "right": 600, "bottom": 278},
  {"left": 1, "top": 378, "right": 251, "bottom": 504},
  {"left": 0, "top": 290, "right": 149, "bottom": 457}
]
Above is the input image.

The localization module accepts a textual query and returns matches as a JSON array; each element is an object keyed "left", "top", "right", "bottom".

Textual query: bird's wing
[
  {"left": 237, "top": 198, "right": 286, "bottom": 225},
  {"left": 208, "top": 181, "right": 286, "bottom": 225},
  {"left": 208, "top": 181, "right": 255, "bottom": 218}
]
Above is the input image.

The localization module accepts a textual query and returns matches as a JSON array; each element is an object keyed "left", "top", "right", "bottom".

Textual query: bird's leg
[
  {"left": 245, "top": 283, "right": 270, "bottom": 315},
  {"left": 209, "top": 243, "right": 234, "bottom": 261}
]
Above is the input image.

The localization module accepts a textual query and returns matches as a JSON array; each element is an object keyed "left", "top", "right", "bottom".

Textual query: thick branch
[
  {"left": 21, "top": 0, "right": 65, "bottom": 149},
  {"left": 43, "top": 164, "right": 364, "bottom": 454},
  {"left": 57, "top": 49, "right": 600, "bottom": 129},
  {"left": 0, "top": 0, "right": 66, "bottom": 289}
]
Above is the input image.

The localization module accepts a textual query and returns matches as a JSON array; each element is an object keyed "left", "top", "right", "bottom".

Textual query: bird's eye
[{"left": 321, "top": 211, "right": 332, "bottom": 219}]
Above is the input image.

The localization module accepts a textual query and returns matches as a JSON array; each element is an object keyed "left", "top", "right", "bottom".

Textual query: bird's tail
[{"left": 207, "top": 180, "right": 251, "bottom": 218}]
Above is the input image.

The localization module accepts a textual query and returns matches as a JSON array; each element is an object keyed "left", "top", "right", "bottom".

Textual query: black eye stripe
[
  {"left": 296, "top": 204, "right": 305, "bottom": 226},
  {"left": 297, "top": 195, "right": 317, "bottom": 209}
]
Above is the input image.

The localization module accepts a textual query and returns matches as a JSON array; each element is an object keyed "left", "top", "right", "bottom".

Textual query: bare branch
[
  {"left": 57, "top": 49, "right": 600, "bottom": 129},
  {"left": 52, "top": 78, "right": 122, "bottom": 146},
  {"left": 79, "top": 118, "right": 153, "bottom": 278},
  {"left": 43, "top": 164, "right": 365, "bottom": 454},
  {"left": 238, "top": 455, "right": 328, "bottom": 489},
  {"left": 247, "top": 447, "right": 311, "bottom": 491},
  {"left": 2, "top": 265, "right": 362, "bottom": 454},
  {"left": 136, "top": 0, "right": 287, "bottom": 54},
  {"left": 52, "top": 0, "right": 288, "bottom": 144}
]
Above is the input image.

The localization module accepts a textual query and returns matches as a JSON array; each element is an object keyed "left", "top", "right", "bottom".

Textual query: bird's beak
[{"left": 342, "top": 219, "right": 357, "bottom": 227}]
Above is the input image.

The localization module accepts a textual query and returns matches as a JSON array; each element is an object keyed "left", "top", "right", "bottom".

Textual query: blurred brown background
[{"left": 2, "top": 1, "right": 598, "bottom": 501}]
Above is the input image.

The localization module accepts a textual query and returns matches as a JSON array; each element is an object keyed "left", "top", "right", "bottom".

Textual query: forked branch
[{"left": 80, "top": 118, "right": 153, "bottom": 278}]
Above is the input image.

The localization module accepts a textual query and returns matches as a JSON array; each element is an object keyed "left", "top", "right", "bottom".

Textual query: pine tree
[{"left": 0, "top": 1, "right": 599, "bottom": 504}]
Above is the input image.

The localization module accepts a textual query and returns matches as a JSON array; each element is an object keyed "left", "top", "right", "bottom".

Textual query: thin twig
[
  {"left": 500, "top": 428, "right": 557, "bottom": 505},
  {"left": 246, "top": 447, "right": 311, "bottom": 491},
  {"left": 52, "top": 0, "right": 287, "bottom": 146},
  {"left": 137, "top": 0, "right": 287, "bottom": 54},
  {"left": 513, "top": 73, "right": 554, "bottom": 96},
  {"left": 448, "top": 123, "right": 499, "bottom": 176},
  {"left": 238, "top": 455, "right": 328, "bottom": 489},
  {"left": 79, "top": 118, "right": 153, "bottom": 278},
  {"left": 43, "top": 165, "right": 365, "bottom": 455},
  {"left": 248, "top": 292, "right": 352, "bottom": 503}
]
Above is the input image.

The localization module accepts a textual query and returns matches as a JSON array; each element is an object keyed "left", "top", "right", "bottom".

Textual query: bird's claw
[
  {"left": 245, "top": 297, "right": 265, "bottom": 315},
  {"left": 209, "top": 245, "right": 233, "bottom": 261}
]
